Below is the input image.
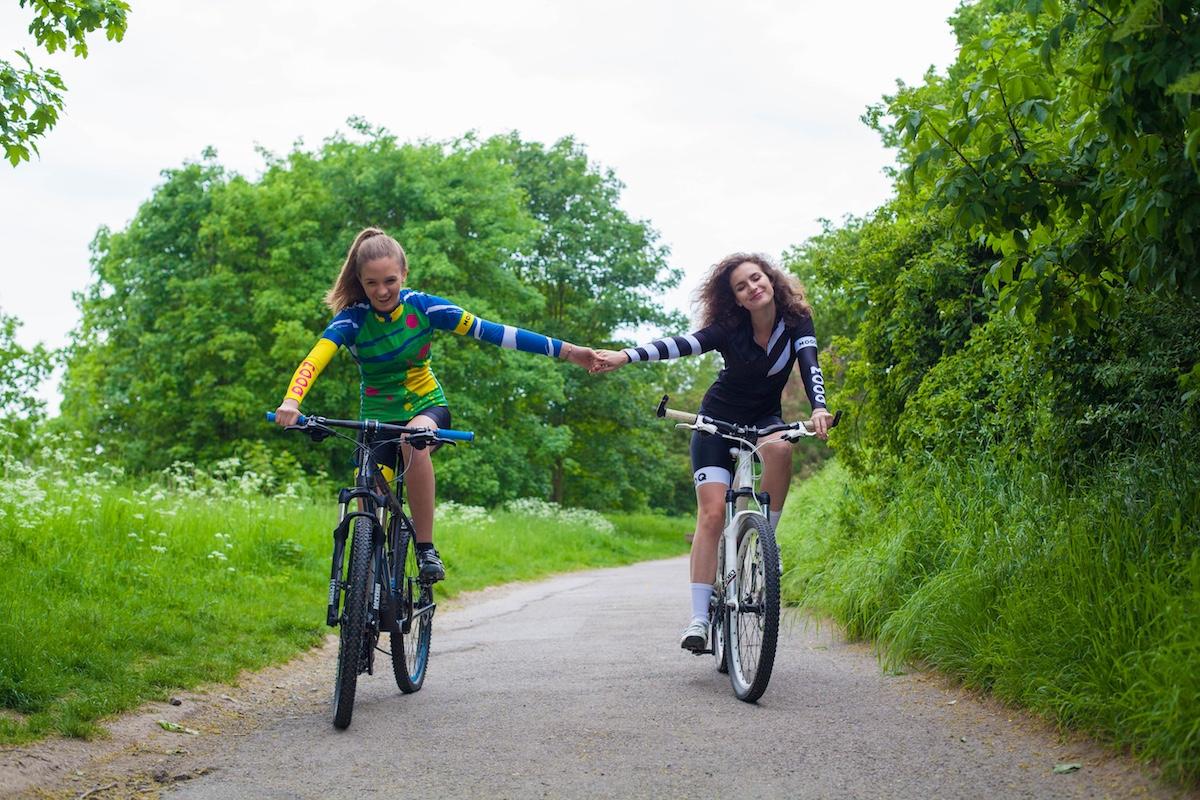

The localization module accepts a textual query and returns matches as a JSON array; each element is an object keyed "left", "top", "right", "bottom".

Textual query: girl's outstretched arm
[
  {"left": 408, "top": 288, "right": 596, "bottom": 368},
  {"left": 591, "top": 324, "right": 726, "bottom": 374}
]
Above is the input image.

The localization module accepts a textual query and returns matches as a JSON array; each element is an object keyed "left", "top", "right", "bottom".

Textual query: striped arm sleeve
[
  {"left": 621, "top": 327, "right": 719, "bottom": 363},
  {"left": 416, "top": 291, "right": 564, "bottom": 358},
  {"left": 283, "top": 337, "right": 339, "bottom": 405},
  {"left": 794, "top": 331, "right": 828, "bottom": 410}
]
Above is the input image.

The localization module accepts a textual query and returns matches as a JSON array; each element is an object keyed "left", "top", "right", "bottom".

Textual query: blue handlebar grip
[
  {"left": 437, "top": 428, "right": 474, "bottom": 442},
  {"left": 265, "top": 411, "right": 307, "bottom": 425}
]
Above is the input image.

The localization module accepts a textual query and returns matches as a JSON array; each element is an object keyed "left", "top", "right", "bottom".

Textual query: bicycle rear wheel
[
  {"left": 712, "top": 541, "right": 728, "bottom": 674},
  {"left": 332, "top": 516, "right": 373, "bottom": 729},
  {"left": 724, "top": 513, "right": 780, "bottom": 702},
  {"left": 391, "top": 521, "right": 432, "bottom": 693}
]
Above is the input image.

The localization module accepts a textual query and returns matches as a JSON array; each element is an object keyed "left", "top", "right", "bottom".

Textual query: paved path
[{"left": 166, "top": 557, "right": 1187, "bottom": 800}]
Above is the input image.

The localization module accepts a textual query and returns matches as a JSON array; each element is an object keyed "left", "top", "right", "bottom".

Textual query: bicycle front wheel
[
  {"left": 391, "top": 521, "right": 432, "bottom": 693},
  {"left": 724, "top": 513, "right": 780, "bottom": 703},
  {"left": 332, "top": 516, "right": 373, "bottom": 729}
]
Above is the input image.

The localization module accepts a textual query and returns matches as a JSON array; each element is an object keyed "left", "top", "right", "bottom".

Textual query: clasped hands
[{"left": 560, "top": 344, "right": 628, "bottom": 374}]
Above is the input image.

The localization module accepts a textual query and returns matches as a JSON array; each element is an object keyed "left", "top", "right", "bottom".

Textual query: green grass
[
  {"left": 776, "top": 455, "right": 1200, "bottom": 785},
  {"left": 0, "top": 480, "right": 688, "bottom": 744}
]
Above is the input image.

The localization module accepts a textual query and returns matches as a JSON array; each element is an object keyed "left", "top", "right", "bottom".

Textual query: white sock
[
  {"left": 690, "top": 583, "right": 713, "bottom": 622},
  {"left": 768, "top": 508, "right": 784, "bottom": 533}
]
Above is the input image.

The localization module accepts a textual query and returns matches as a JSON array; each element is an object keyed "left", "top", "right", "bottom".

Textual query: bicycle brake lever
[{"left": 305, "top": 426, "right": 335, "bottom": 443}]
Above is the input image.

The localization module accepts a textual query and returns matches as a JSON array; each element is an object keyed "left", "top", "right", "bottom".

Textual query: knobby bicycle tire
[
  {"left": 391, "top": 521, "right": 432, "bottom": 693},
  {"left": 724, "top": 513, "right": 780, "bottom": 702},
  {"left": 332, "top": 516, "right": 373, "bottom": 729}
]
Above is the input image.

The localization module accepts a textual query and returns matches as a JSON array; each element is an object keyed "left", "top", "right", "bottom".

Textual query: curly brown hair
[
  {"left": 325, "top": 227, "right": 409, "bottom": 312},
  {"left": 693, "top": 252, "right": 811, "bottom": 328}
]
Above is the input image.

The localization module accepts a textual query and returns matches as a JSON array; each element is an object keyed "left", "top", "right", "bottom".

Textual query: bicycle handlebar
[
  {"left": 265, "top": 411, "right": 475, "bottom": 442},
  {"left": 655, "top": 395, "right": 841, "bottom": 437}
]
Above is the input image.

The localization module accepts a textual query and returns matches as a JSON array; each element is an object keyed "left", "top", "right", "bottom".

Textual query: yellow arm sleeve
[{"left": 283, "top": 338, "right": 339, "bottom": 406}]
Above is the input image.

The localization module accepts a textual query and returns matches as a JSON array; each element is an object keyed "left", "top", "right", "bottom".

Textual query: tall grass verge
[
  {"left": 0, "top": 457, "right": 688, "bottom": 744},
  {"left": 776, "top": 453, "right": 1200, "bottom": 785}
]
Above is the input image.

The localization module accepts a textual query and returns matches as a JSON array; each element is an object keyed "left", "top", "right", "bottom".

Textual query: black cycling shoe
[{"left": 416, "top": 548, "right": 445, "bottom": 583}]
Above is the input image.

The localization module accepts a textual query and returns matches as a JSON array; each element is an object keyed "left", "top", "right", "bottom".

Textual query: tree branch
[
  {"left": 925, "top": 120, "right": 988, "bottom": 185},
  {"left": 991, "top": 53, "right": 1041, "bottom": 185},
  {"left": 1081, "top": 4, "right": 1116, "bottom": 26}
]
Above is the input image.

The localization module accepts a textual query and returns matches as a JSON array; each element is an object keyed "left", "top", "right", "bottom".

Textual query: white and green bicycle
[{"left": 656, "top": 396, "right": 840, "bottom": 702}]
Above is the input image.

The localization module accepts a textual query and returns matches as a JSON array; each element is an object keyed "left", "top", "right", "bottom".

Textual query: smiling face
[
  {"left": 359, "top": 256, "right": 407, "bottom": 312},
  {"left": 729, "top": 260, "right": 775, "bottom": 313}
]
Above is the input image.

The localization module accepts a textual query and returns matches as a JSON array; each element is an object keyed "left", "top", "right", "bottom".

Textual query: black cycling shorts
[
  {"left": 689, "top": 412, "right": 783, "bottom": 487},
  {"left": 362, "top": 405, "right": 452, "bottom": 475}
]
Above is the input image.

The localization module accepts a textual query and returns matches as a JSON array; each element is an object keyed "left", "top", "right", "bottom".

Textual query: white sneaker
[{"left": 680, "top": 619, "right": 708, "bottom": 652}]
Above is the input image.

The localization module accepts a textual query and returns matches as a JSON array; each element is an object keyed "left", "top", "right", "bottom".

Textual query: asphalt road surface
[{"left": 165, "top": 556, "right": 1186, "bottom": 800}]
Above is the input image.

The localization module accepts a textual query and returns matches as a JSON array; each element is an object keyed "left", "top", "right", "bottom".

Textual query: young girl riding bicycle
[
  {"left": 274, "top": 227, "right": 596, "bottom": 582},
  {"left": 593, "top": 253, "right": 833, "bottom": 652}
]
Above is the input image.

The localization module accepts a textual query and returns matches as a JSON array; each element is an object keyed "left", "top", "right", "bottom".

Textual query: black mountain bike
[{"left": 267, "top": 411, "right": 473, "bottom": 729}]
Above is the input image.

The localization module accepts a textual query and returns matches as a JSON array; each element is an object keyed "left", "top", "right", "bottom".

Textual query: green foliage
[
  {"left": 468, "top": 133, "right": 690, "bottom": 511},
  {"left": 780, "top": 0, "right": 1200, "bottom": 784},
  {"left": 779, "top": 455, "right": 1200, "bottom": 784},
  {"left": 59, "top": 125, "right": 692, "bottom": 512},
  {"left": 890, "top": 0, "right": 1200, "bottom": 328},
  {"left": 2, "top": 0, "right": 130, "bottom": 164},
  {"left": 0, "top": 310, "right": 54, "bottom": 449}
]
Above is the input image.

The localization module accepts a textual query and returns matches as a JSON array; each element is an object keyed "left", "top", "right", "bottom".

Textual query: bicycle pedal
[{"left": 692, "top": 648, "right": 715, "bottom": 656}]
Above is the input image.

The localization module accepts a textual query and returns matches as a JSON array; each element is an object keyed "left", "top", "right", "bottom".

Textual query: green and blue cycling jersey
[{"left": 284, "top": 288, "right": 563, "bottom": 420}]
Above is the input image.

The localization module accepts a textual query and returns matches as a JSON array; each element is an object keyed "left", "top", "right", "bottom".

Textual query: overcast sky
[{"left": 1, "top": 1, "right": 961, "bottom": 405}]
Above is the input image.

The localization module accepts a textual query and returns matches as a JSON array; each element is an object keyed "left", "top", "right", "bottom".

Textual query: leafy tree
[
  {"left": 777, "top": 0, "right": 1200, "bottom": 779},
  {"left": 0, "top": 309, "right": 54, "bottom": 449},
  {"left": 483, "top": 134, "right": 691, "bottom": 509},
  {"left": 2, "top": 0, "right": 130, "bottom": 165},
  {"left": 60, "top": 125, "right": 694, "bottom": 511},
  {"left": 891, "top": 0, "right": 1200, "bottom": 329}
]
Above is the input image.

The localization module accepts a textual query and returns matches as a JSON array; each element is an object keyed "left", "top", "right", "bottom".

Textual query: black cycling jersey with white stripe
[{"left": 622, "top": 313, "right": 827, "bottom": 424}]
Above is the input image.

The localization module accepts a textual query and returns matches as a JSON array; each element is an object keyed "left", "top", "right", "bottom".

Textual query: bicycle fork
[
  {"left": 327, "top": 487, "right": 384, "bottom": 629},
  {"left": 327, "top": 514, "right": 351, "bottom": 628}
]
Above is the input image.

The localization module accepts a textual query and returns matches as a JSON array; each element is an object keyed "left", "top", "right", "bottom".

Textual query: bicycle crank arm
[{"left": 399, "top": 601, "right": 437, "bottom": 634}]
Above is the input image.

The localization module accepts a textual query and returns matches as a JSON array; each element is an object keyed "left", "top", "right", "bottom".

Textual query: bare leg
[
  {"left": 401, "top": 413, "right": 438, "bottom": 545},
  {"left": 690, "top": 483, "right": 728, "bottom": 584},
  {"left": 757, "top": 432, "right": 793, "bottom": 519}
]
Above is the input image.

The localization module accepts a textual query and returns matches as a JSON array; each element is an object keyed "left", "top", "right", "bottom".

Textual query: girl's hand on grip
[{"left": 274, "top": 399, "right": 302, "bottom": 427}]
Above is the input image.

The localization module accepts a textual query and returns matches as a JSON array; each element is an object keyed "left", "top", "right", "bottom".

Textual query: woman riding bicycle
[
  {"left": 593, "top": 253, "right": 833, "bottom": 652},
  {"left": 274, "top": 227, "right": 596, "bottom": 582}
]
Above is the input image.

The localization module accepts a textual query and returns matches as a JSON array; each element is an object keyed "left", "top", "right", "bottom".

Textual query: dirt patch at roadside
[{"left": 0, "top": 638, "right": 336, "bottom": 799}]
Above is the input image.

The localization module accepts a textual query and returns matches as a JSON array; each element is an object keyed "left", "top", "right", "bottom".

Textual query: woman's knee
[{"left": 696, "top": 500, "right": 724, "bottom": 531}]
